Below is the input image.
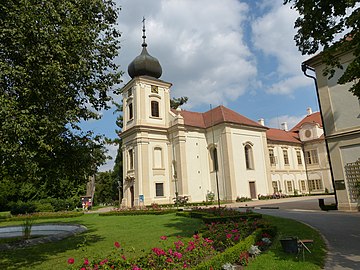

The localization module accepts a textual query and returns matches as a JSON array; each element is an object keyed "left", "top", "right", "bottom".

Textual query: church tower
[{"left": 121, "top": 19, "right": 173, "bottom": 207}]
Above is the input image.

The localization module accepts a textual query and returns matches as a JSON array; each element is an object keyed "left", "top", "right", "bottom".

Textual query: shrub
[
  {"left": 236, "top": 196, "right": 252, "bottom": 202},
  {"left": 10, "top": 201, "right": 36, "bottom": 215},
  {"left": 34, "top": 202, "right": 55, "bottom": 212}
]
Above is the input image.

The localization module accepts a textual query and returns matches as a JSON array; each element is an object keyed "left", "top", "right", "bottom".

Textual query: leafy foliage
[
  {"left": 170, "top": 96, "right": 188, "bottom": 109},
  {"left": 284, "top": 0, "right": 360, "bottom": 97},
  {"left": 0, "top": 0, "right": 122, "bottom": 207}
]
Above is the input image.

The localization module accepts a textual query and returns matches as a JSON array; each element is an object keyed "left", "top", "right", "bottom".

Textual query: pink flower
[
  {"left": 226, "top": 233, "right": 232, "bottom": 239},
  {"left": 81, "top": 268, "right": 86, "bottom": 270},
  {"left": 121, "top": 255, "right": 126, "bottom": 260},
  {"left": 204, "top": 238, "right": 213, "bottom": 243},
  {"left": 100, "top": 259, "right": 108, "bottom": 265},
  {"left": 160, "top": 235, "right": 167, "bottom": 240},
  {"left": 114, "top": 241, "right": 121, "bottom": 248},
  {"left": 166, "top": 258, "right": 173, "bottom": 263},
  {"left": 83, "top": 258, "right": 89, "bottom": 265},
  {"left": 193, "top": 234, "right": 200, "bottom": 239},
  {"left": 183, "top": 262, "right": 188, "bottom": 268},
  {"left": 67, "top": 258, "right": 75, "bottom": 264},
  {"left": 132, "top": 266, "right": 142, "bottom": 270},
  {"left": 173, "top": 252, "right": 183, "bottom": 259},
  {"left": 152, "top": 247, "right": 166, "bottom": 256}
]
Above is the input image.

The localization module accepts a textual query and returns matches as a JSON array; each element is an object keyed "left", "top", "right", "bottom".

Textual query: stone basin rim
[{"left": 0, "top": 223, "right": 87, "bottom": 250}]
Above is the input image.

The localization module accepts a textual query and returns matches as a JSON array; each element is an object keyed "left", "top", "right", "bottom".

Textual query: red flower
[
  {"left": 84, "top": 258, "right": 89, "bottom": 265},
  {"left": 226, "top": 233, "right": 232, "bottom": 239},
  {"left": 160, "top": 235, "right": 167, "bottom": 240},
  {"left": 67, "top": 258, "right": 75, "bottom": 264},
  {"left": 114, "top": 241, "right": 121, "bottom": 248},
  {"left": 121, "top": 255, "right": 126, "bottom": 260}
]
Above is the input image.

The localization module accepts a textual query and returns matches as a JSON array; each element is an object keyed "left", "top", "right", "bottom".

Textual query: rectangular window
[
  {"left": 296, "top": 150, "right": 302, "bottom": 165},
  {"left": 272, "top": 181, "right": 279, "bottom": 193},
  {"left": 269, "top": 149, "right": 276, "bottom": 165},
  {"left": 128, "top": 103, "right": 133, "bottom": 120},
  {"left": 309, "top": 179, "right": 323, "bottom": 191},
  {"left": 155, "top": 183, "right": 164, "bottom": 197},
  {"left": 301, "top": 180, "right": 306, "bottom": 191},
  {"left": 128, "top": 149, "right": 134, "bottom": 170},
  {"left": 283, "top": 149, "right": 289, "bottom": 165},
  {"left": 287, "top": 181, "right": 293, "bottom": 192},
  {"left": 305, "top": 150, "right": 319, "bottom": 165}
]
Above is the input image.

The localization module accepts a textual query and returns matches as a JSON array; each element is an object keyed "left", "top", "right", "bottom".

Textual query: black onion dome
[{"left": 128, "top": 45, "right": 162, "bottom": 79}]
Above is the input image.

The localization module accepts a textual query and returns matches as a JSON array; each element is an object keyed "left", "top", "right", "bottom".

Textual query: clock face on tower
[
  {"left": 151, "top": 85, "right": 158, "bottom": 93},
  {"left": 305, "top": 129, "right": 312, "bottom": 138}
]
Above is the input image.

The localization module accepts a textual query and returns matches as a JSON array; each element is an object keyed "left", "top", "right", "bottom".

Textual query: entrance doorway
[{"left": 249, "top": 181, "right": 257, "bottom": 199}]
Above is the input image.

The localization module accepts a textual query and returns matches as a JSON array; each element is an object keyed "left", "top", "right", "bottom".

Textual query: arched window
[
  {"left": 210, "top": 147, "right": 218, "bottom": 172},
  {"left": 151, "top": 101, "right": 159, "bottom": 117},
  {"left": 244, "top": 144, "right": 254, "bottom": 170}
]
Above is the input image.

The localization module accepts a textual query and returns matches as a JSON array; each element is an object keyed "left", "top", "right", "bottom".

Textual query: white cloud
[
  {"left": 251, "top": 0, "right": 314, "bottom": 95},
  {"left": 98, "top": 143, "right": 119, "bottom": 172},
  {"left": 116, "top": 0, "right": 256, "bottom": 108},
  {"left": 266, "top": 75, "right": 312, "bottom": 95}
]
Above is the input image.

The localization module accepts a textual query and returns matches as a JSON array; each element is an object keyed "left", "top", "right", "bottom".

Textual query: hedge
[
  {"left": 176, "top": 211, "right": 262, "bottom": 223},
  {"left": 99, "top": 209, "right": 179, "bottom": 216},
  {"left": 193, "top": 229, "right": 261, "bottom": 269}
]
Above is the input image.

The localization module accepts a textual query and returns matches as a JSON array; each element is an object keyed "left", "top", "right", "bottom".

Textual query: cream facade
[
  {"left": 120, "top": 74, "right": 271, "bottom": 207},
  {"left": 304, "top": 50, "right": 360, "bottom": 211}
]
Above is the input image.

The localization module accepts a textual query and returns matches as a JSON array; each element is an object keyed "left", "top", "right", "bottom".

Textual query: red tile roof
[
  {"left": 173, "top": 105, "right": 265, "bottom": 129},
  {"left": 290, "top": 112, "right": 322, "bottom": 132},
  {"left": 266, "top": 128, "right": 301, "bottom": 144}
]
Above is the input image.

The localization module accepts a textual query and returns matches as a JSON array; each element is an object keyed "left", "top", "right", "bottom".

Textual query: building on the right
[{"left": 302, "top": 48, "right": 360, "bottom": 211}]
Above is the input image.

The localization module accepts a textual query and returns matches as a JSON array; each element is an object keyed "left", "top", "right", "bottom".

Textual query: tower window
[
  {"left": 128, "top": 149, "right": 134, "bottom": 170},
  {"left": 128, "top": 103, "right": 133, "bottom": 120},
  {"left": 151, "top": 101, "right": 159, "bottom": 117}
]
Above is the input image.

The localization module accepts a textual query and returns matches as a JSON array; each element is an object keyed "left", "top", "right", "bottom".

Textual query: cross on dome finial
[{"left": 142, "top": 16, "right": 147, "bottom": 47}]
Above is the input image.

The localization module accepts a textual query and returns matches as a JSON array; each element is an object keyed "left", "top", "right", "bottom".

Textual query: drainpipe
[{"left": 301, "top": 63, "right": 338, "bottom": 208}]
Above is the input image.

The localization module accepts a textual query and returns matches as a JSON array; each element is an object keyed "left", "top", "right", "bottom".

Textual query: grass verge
[{"left": 246, "top": 214, "right": 326, "bottom": 270}]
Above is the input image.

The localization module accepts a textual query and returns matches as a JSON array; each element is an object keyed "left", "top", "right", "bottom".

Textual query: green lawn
[
  {"left": 0, "top": 212, "right": 327, "bottom": 270},
  {"left": 246, "top": 215, "right": 327, "bottom": 270},
  {"left": 0, "top": 213, "right": 203, "bottom": 270}
]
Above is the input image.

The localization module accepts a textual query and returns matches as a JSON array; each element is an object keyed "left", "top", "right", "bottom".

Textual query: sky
[{"left": 84, "top": 0, "right": 321, "bottom": 172}]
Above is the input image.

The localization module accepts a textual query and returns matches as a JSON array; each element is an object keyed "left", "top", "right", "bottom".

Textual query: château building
[{"left": 120, "top": 27, "right": 333, "bottom": 207}]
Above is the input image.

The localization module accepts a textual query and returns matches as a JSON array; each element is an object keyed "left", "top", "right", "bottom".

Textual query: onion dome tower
[{"left": 128, "top": 18, "right": 162, "bottom": 79}]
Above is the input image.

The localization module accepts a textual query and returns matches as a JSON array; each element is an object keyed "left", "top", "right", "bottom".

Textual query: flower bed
[
  {"left": 0, "top": 211, "right": 84, "bottom": 222},
  {"left": 67, "top": 209, "right": 276, "bottom": 269}
]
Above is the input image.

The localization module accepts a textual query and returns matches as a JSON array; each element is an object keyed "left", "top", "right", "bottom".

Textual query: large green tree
[
  {"left": 284, "top": 0, "right": 360, "bottom": 97},
  {"left": 0, "top": 0, "right": 122, "bottom": 205}
]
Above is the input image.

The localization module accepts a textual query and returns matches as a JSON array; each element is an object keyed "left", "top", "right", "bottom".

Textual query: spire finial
[{"left": 142, "top": 16, "right": 147, "bottom": 47}]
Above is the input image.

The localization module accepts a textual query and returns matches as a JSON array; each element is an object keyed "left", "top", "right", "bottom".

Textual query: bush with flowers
[{"left": 66, "top": 209, "right": 276, "bottom": 270}]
